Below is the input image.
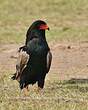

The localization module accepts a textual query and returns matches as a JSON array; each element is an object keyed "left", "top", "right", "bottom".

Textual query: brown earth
[{"left": 0, "top": 42, "right": 88, "bottom": 81}]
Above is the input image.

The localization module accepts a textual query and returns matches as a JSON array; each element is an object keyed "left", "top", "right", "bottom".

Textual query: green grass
[{"left": 0, "top": 0, "right": 88, "bottom": 44}]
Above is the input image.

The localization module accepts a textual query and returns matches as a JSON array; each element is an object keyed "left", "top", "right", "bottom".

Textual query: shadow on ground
[{"left": 63, "top": 78, "right": 88, "bottom": 84}]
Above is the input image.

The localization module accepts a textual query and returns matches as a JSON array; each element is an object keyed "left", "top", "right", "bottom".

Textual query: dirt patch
[
  {"left": 0, "top": 42, "right": 88, "bottom": 81},
  {"left": 0, "top": 44, "right": 19, "bottom": 76},
  {"left": 50, "top": 42, "right": 88, "bottom": 80}
]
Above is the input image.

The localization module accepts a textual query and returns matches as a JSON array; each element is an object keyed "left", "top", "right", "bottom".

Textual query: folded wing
[
  {"left": 46, "top": 51, "right": 52, "bottom": 73},
  {"left": 12, "top": 49, "right": 29, "bottom": 81}
]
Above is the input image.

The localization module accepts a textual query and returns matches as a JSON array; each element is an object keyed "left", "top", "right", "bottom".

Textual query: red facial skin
[{"left": 39, "top": 24, "right": 49, "bottom": 30}]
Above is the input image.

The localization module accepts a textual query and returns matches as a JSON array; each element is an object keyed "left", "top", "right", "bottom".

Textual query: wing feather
[
  {"left": 46, "top": 51, "right": 52, "bottom": 73},
  {"left": 15, "top": 50, "right": 29, "bottom": 81}
]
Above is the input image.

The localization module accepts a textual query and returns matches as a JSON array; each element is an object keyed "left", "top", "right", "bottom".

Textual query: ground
[
  {"left": 0, "top": 41, "right": 88, "bottom": 110},
  {"left": 1, "top": 0, "right": 88, "bottom": 109}
]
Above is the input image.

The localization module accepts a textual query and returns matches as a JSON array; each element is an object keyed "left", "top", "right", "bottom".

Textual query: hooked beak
[{"left": 39, "top": 24, "right": 49, "bottom": 30}]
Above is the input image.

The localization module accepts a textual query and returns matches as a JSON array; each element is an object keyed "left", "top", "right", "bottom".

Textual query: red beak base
[{"left": 39, "top": 24, "right": 49, "bottom": 30}]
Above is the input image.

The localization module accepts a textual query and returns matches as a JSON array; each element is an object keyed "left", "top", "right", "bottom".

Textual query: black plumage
[{"left": 12, "top": 20, "right": 52, "bottom": 92}]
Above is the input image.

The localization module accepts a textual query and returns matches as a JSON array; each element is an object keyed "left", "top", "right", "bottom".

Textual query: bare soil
[{"left": 0, "top": 42, "right": 88, "bottom": 81}]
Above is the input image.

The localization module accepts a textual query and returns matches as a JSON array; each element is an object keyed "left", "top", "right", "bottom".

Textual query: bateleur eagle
[{"left": 12, "top": 20, "right": 52, "bottom": 94}]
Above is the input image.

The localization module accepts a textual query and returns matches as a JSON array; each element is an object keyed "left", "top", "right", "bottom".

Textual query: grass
[
  {"left": 0, "top": 0, "right": 88, "bottom": 44},
  {"left": 1, "top": 70, "right": 88, "bottom": 110},
  {"left": 0, "top": 0, "right": 88, "bottom": 110}
]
